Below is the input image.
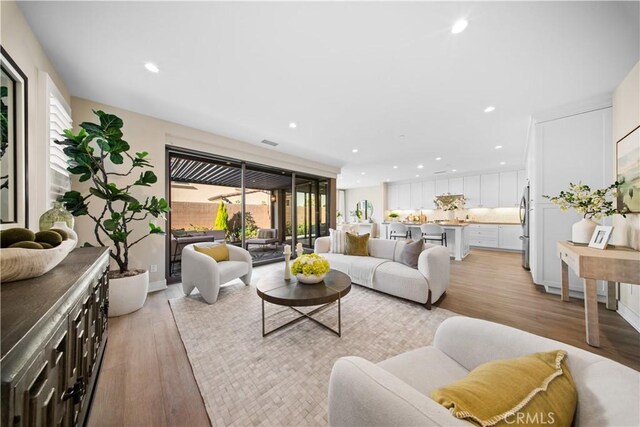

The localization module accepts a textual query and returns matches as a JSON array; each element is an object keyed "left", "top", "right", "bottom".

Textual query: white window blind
[{"left": 49, "top": 93, "right": 72, "bottom": 205}]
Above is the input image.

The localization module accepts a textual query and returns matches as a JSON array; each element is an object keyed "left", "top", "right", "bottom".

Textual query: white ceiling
[{"left": 19, "top": 1, "right": 639, "bottom": 188}]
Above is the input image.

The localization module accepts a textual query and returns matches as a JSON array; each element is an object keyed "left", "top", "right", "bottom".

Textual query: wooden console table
[{"left": 557, "top": 241, "right": 640, "bottom": 347}]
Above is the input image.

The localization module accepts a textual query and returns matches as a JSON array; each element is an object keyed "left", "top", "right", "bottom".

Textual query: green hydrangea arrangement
[{"left": 290, "top": 253, "right": 330, "bottom": 277}]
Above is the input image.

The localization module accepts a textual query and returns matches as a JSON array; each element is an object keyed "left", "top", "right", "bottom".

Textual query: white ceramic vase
[
  {"left": 52, "top": 221, "right": 78, "bottom": 247},
  {"left": 108, "top": 270, "right": 149, "bottom": 317},
  {"left": 447, "top": 210, "right": 455, "bottom": 221},
  {"left": 572, "top": 218, "right": 598, "bottom": 244},
  {"left": 296, "top": 273, "right": 326, "bottom": 284}
]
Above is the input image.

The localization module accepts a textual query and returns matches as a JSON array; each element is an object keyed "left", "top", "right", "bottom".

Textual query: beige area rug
[{"left": 169, "top": 266, "right": 456, "bottom": 427}]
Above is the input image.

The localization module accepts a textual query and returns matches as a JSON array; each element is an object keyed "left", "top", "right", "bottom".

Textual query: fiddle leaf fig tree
[{"left": 56, "top": 110, "right": 169, "bottom": 275}]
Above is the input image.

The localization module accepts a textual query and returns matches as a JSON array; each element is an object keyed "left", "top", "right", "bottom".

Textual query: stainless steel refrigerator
[{"left": 519, "top": 184, "right": 530, "bottom": 270}]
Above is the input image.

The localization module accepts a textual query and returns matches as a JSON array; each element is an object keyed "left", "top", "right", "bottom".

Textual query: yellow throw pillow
[
  {"left": 345, "top": 232, "right": 369, "bottom": 256},
  {"left": 194, "top": 243, "right": 229, "bottom": 262},
  {"left": 430, "top": 350, "right": 577, "bottom": 427}
]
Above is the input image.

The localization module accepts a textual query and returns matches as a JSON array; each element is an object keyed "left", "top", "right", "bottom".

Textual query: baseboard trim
[
  {"left": 148, "top": 279, "right": 167, "bottom": 293},
  {"left": 543, "top": 282, "right": 606, "bottom": 303},
  {"left": 617, "top": 302, "right": 640, "bottom": 333}
]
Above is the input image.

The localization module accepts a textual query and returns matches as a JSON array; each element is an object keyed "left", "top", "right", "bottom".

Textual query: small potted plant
[
  {"left": 544, "top": 181, "right": 627, "bottom": 243},
  {"left": 388, "top": 212, "right": 400, "bottom": 222},
  {"left": 290, "top": 253, "right": 330, "bottom": 284},
  {"left": 56, "top": 110, "right": 169, "bottom": 317}
]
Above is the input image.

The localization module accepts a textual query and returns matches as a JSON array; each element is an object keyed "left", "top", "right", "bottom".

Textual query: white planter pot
[
  {"left": 572, "top": 218, "right": 598, "bottom": 244},
  {"left": 296, "top": 273, "right": 326, "bottom": 284},
  {"left": 109, "top": 270, "right": 149, "bottom": 317}
]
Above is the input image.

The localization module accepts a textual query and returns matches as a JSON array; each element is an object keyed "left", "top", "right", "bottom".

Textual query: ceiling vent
[
  {"left": 260, "top": 139, "right": 279, "bottom": 147},
  {"left": 433, "top": 170, "right": 447, "bottom": 175}
]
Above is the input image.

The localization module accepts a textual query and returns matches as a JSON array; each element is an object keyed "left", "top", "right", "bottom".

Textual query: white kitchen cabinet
[
  {"left": 422, "top": 180, "right": 436, "bottom": 209},
  {"left": 398, "top": 183, "right": 411, "bottom": 209},
  {"left": 499, "top": 171, "right": 519, "bottom": 207},
  {"left": 411, "top": 182, "right": 423, "bottom": 208},
  {"left": 517, "top": 170, "right": 527, "bottom": 202},
  {"left": 449, "top": 177, "right": 463, "bottom": 195},
  {"left": 435, "top": 179, "right": 449, "bottom": 195},
  {"left": 480, "top": 173, "right": 500, "bottom": 207},
  {"left": 467, "top": 224, "right": 499, "bottom": 248},
  {"left": 463, "top": 175, "right": 481, "bottom": 208},
  {"left": 498, "top": 225, "right": 522, "bottom": 250},
  {"left": 387, "top": 184, "right": 399, "bottom": 210}
]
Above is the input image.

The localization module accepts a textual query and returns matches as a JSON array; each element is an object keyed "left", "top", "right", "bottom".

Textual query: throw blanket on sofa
[{"left": 322, "top": 253, "right": 391, "bottom": 288}]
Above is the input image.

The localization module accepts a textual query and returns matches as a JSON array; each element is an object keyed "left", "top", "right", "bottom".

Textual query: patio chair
[{"left": 245, "top": 228, "right": 279, "bottom": 250}]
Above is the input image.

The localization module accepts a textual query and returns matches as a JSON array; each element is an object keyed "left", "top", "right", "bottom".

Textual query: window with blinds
[{"left": 49, "top": 93, "right": 72, "bottom": 205}]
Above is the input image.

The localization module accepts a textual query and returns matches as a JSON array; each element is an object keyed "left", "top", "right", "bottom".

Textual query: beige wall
[
  {"left": 0, "top": 0, "right": 70, "bottom": 227},
  {"left": 71, "top": 97, "right": 339, "bottom": 284},
  {"left": 612, "top": 61, "right": 640, "bottom": 329}
]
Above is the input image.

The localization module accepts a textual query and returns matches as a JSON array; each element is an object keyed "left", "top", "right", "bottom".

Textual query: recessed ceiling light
[
  {"left": 386, "top": 178, "right": 390, "bottom": 182},
  {"left": 484, "top": 106, "right": 496, "bottom": 113},
  {"left": 500, "top": 161, "right": 506, "bottom": 165},
  {"left": 451, "top": 19, "right": 468, "bottom": 34},
  {"left": 357, "top": 180, "right": 361, "bottom": 183},
  {"left": 435, "top": 157, "right": 442, "bottom": 161},
  {"left": 415, "top": 174, "right": 420, "bottom": 178},
  {"left": 393, "top": 165, "right": 398, "bottom": 169},
  {"left": 289, "top": 122, "right": 297, "bottom": 129},
  {"left": 144, "top": 62, "right": 159, "bottom": 73},
  {"left": 495, "top": 145, "right": 503, "bottom": 149},
  {"left": 399, "top": 134, "right": 405, "bottom": 138},
  {"left": 352, "top": 148, "right": 358, "bottom": 153},
  {"left": 417, "top": 164, "right": 424, "bottom": 169},
  {"left": 361, "top": 172, "right": 366, "bottom": 175},
  {"left": 451, "top": 169, "right": 457, "bottom": 172}
]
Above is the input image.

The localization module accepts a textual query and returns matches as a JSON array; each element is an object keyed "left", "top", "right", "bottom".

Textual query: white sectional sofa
[
  {"left": 329, "top": 316, "right": 640, "bottom": 427},
  {"left": 314, "top": 237, "right": 450, "bottom": 308}
]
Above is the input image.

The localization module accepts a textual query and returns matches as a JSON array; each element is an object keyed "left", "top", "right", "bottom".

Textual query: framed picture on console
[
  {"left": 0, "top": 46, "right": 28, "bottom": 229},
  {"left": 588, "top": 225, "right": 613, "bottom": 250}
]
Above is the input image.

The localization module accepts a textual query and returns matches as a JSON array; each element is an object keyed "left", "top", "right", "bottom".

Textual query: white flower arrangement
[
  {"left": 543, "top": 181, "right": 628, "bottom": 220},
  {"left": 434, "top": 194, "right": 465, "bottom": 211}
]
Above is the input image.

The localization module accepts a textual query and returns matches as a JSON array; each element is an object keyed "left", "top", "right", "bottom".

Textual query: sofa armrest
[
  {"left": 315, "top": 236, "right": 331, "bottom": 254},
  {"left": 181, "top": 247, "right": 220, "bottom": 294},
  {"left": 417, "top": 245, "right": 450, "bottom": 303},
  {"left": 329, "top": 356, "right": 468, "bottom": 427}
]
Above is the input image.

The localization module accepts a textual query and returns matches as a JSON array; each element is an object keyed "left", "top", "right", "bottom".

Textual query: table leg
[
  {"left": 338, "top": 296, "right": 341, "bottom": 337},
  {"left": 606, "top": 281, "right": 618, "bottom": 310},
  {"left": 561, "top": 260, "right": 570, "bottom": 302},
  {"left": 261, "top": 299, "right": 265, "bottom": 337},
  {"left": 583, "top": 278, "right": 600, "bottom": 347}
]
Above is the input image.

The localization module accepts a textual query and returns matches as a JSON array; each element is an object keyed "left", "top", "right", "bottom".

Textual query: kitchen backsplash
[{"left": 384, "top": 207, "right": 520, "bottom": 224}]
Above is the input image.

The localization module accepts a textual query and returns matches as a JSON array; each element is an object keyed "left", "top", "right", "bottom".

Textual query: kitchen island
[{"left": 380, "top": 222, "right": 470, "bottom": 261}]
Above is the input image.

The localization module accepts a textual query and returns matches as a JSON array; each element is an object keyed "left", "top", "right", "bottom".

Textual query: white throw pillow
[{"left": 329, "top": 228, "right": 346, "bottom": 254}]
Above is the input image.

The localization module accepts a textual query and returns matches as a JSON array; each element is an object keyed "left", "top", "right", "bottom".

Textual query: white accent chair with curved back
[{"left": 181, "top": 242, "right": 253, "bottom": 304}]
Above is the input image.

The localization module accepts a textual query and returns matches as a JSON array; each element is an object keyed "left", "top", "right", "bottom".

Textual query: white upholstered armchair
[{"left": 181, "top": 242, "right": 253, "bottom": 304}]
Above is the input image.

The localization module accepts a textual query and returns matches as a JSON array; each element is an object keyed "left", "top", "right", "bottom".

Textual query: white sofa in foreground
[
  {"left": 181, "top": 242, "right": 253, "bottom": 303},
  {"left": 329, "top": 316, "right": 640, "bottom": 427},
  {"left": 314, "top": 237, "right": 449, "bottom": 308}
]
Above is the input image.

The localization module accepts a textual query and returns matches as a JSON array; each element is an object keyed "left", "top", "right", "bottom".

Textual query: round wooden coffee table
[{"left": 256, "top": 269, "right": 351, "bottom": 337}]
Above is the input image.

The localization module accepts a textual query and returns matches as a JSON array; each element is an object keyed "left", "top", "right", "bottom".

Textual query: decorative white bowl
[
  {"left": 0, "top": 239, "right": 76, "bottom": 283},
  {"left": 296, "top": 273, "right": 327, "bottom": 284}
]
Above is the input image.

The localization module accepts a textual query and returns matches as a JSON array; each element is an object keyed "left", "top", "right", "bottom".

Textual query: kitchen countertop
[{"left": 381, "top": 221, "right": 519, "bottom": 226}]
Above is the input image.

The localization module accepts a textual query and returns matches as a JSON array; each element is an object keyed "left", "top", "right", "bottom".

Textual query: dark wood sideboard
[{"left": 1, "top": 247, "right": 110, "bottom": 427}]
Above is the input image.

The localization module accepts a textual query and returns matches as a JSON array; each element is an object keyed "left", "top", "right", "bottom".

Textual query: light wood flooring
[{"left": 88, "top": 249, "right": 639, "bottom": 427}]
